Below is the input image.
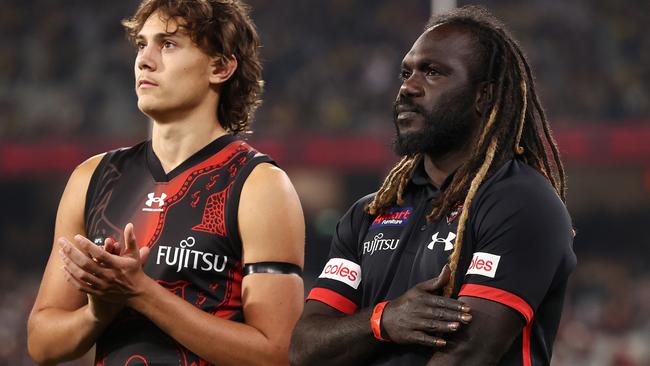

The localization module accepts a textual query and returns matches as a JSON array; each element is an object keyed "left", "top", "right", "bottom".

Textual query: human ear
[
  {"left": 474, "top": 81, "right": 494, "bottom": 116},
  {"left": 209, "top": 54, "right": 238, "bottom": 84}
]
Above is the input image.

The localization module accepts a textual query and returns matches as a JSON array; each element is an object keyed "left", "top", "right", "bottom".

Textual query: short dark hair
[{"left": 122, "top": 0, "right": 263, "bottom": 134}]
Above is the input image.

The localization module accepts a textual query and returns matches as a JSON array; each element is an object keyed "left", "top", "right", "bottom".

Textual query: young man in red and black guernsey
[
  {"left": 27, "top": 1, "right": 304, "bottom": 365},
  {"left": 290, "top": 6, "right": 576, "bottom": 366}
]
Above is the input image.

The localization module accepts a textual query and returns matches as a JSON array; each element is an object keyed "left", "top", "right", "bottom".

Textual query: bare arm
[
  {"left": 60, "top": 163, "right": 305, "bottom": 366},
  {"left": 27, "top": 154, "right": 118, "bottom": 365},
  {"left": 290, "top": 266, "right": 471, "bottom": 366},
  {"left": 290, "top": 301, "right": 378, "bottom": 366},
  {"left": 426, "top": 296, "right": 523, "bottom": 366}
]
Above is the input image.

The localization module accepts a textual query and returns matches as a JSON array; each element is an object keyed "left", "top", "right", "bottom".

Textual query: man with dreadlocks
[{"left": 290, "top": 5, "right": 576, "bottom": 366}]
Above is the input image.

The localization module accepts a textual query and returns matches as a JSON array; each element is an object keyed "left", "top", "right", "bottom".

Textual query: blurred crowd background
[{"left": 1, "top": 0, "right": 648, "bottom": 365}]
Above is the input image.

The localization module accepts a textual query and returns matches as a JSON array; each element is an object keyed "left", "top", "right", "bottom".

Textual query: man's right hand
[
  {"left": 380, "top": 265, "right": 472, "bottom": 347},
  {"left": 85, "top": 237, "right": 124, "bottom": 323}
]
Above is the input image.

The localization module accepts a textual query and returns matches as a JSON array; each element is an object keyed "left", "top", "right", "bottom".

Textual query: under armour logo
[
  {"left": 143, "top": 192, "right": 167, "bottom": 212},
  {"left": 427, "top": 232, "right": 456, "bottom": 251}
]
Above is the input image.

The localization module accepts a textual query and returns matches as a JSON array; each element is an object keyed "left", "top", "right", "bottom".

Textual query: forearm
[
  {"left": 425, "top": 331, "right": 474, "bottom": 366},
  {"left": 129, "top": 276, "right": 290, "bottom": 366},
  {"left": 27, "top": 305, "right": 109, "bottom": 365},
  {"left": 289, "top": 307, "right": 380, "bottom": 366}
]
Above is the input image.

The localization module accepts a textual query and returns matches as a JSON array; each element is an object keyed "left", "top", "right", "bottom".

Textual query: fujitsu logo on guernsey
[
  {"left": 143, "top": 192, "right": 167, "bottom": 212},
  {"left": 319, "top": 258, "right": 362, "bottom": 289},
  {"left": 369, "top": 207, "right": 413, "bottom": 230},
  {"left": 427, "top": 231, "right": 456, "bottom": 251},
  {"left": 363, "top": 233, "right": 400, "bottom": 255},
  {"left": 156, "top": 236, "right": 228, "bottom": 273}
]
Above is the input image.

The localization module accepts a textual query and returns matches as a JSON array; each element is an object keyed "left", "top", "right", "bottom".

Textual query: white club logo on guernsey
[
  {"left": 427, "top": 231, "right": 456, "bottom": 251},
  {"left": 156, "top": 236, "right": 228, "bottom": 273},
  {"left": 319, "top": 258, "right": 362, "bottom": 289},
  {"left": 466, "top": 252, "right": 501, "bottom": 278},
  {"left": 143, "top": 192, "right": 167, "bottom": 212}
]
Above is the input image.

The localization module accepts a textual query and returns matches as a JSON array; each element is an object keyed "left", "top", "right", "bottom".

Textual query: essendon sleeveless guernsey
[{"left": 84, "top": 134, "right": 273, "bottom": 366}]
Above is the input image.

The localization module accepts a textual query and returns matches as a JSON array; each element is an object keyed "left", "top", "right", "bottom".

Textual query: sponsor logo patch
[
  {"left": 466, "top": 252, "right": 500, "bottom": 278},
  {"left": 370, "top": 207, "right": 412, "bottom": 230},
  {"left": 427, "top": 231, "right": 456, "bottom": 251},
  {"left": 363, "top": 233, "right": 400, "bottom": 255},
  {"left": 156, "top": 236, "right": 228, "bottom": 273},
  {"left": 143, "top": 192, "right": 167, "bottom": 212},
  {"left": 319, "top": 258, "right": 361, "bottom": 289}
]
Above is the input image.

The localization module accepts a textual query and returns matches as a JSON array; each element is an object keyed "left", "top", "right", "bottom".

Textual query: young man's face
[
  {"left": 134, "top": 11, "right": 215, "bottom": 120},
  {"left": 393, "top": 24, "right": 480, "bottom": 158}
]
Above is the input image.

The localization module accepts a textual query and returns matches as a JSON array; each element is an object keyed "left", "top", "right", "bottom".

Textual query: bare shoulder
[
  {"left": 238, "top": 163, "right": 304, "bottom": 265},
  {"left": 74, "top": 153, "right": 106, "bottom": 181},
  {"left": 63, "top": 153, "right": 106, "bottom": 192},
  {"left": 242, "top": 162, "right": 296, "bottom": 195}
]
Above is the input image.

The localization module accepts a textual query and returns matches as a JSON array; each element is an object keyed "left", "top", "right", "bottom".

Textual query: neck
[
  {"left": 423, "top": 146, "right": 471, "bottom": 188},
  {"left": 150, "top": 97, "right": 228, "bottom": 173}
]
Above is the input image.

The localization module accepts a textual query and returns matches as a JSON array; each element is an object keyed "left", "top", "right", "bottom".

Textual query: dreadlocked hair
[{"left": 365, "top": 5, "right": 567, "bottom": 297}]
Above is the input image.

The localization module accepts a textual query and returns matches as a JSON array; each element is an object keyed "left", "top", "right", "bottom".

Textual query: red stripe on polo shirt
[
  {"left": 307, "top": 287, "right": 357, "bottom": 315},
  {"left": 522, "top": 320, "right": 533, "bottom": 366},
  {"left": 458, "top": 284, "right": 534, "bottom": 324}
]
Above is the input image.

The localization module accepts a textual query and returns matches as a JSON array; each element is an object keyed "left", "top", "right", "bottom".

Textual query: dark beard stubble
[{"left": 392, "top": 85, "right": 477, "bottom": 159}]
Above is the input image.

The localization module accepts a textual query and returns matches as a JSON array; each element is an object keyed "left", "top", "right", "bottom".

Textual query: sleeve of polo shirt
[
  {"left": 306, "top": 196, "right": 371, "bottom": 315},
  {"left": 457, "top": 176, "right": 575, "bottom": 325}
]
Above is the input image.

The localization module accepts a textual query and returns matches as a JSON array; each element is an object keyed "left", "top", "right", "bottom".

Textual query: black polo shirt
[{"left": 307, "top": 158, "right": 576, "bottom": 366}]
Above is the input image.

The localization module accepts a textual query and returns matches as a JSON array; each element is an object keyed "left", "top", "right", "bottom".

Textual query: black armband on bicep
[{"left": 243, "top": 262, "right": 303, "bottom": 277}]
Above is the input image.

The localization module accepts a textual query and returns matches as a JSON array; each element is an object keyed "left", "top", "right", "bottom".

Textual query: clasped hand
[{"left": 58, "top": 223, "right": 151, "bottom": 305}]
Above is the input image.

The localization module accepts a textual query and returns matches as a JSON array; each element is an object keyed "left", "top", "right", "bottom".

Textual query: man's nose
[
  {"left": 399, "top": 74, "right": 424, "bottom": 98},
  {"left": 136, "top": 46, "right": 157, "bottom": 71}
]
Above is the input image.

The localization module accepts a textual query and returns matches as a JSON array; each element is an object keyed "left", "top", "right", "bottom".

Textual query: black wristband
[{"left": 243, "top": 262, "right": 303, "bottom": 277}]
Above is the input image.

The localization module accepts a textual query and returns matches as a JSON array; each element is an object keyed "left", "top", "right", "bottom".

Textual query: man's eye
[
  {"left": 426, "top": 69, "right": 440, "bottom": 76},
  {"left": 136, "top": 42, "right": 146, "bottom": 50},
  {"left": 163, "top": 41, "right": 176, "bottom": 49},
  {"left": 399, "top": 70, "right": 411, "bottom": 80}
]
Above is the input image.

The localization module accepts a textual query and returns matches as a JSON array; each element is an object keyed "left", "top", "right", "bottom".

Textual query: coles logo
[
  {"left": 466, "top": 252, "right": 501, "bottom": 278},
  {"left": 319, "top": 258, "right": 362, "bottom": 289},
  {"left": 369, "top": 207, "right": 412, "bottom": 230}
]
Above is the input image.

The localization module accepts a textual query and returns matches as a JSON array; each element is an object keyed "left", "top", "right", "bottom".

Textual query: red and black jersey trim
[
  {"left": 146, "top": 134, "right": 239, "bottom": 182},
  {"left": 306, "top": 287, "right": 358, "bottom": 314},
  {"left": 459, "top": 284, "right": 534, "bottom": 366},
  {"left": 458, "top": 284, "right": 533, "bottom": 323}
]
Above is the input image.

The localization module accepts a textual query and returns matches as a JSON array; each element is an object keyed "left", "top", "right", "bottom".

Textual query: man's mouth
[
  {"left": 397, "top": 110, "right": 420, "bottom": 121},
  {"left": 137, "top": 79, "right": 159, "bottom": 88}
]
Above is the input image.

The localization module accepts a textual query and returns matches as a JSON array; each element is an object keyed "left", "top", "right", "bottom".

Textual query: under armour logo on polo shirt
[{"left": 427, "top": 231, "right": 456, "bottom": 251}]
